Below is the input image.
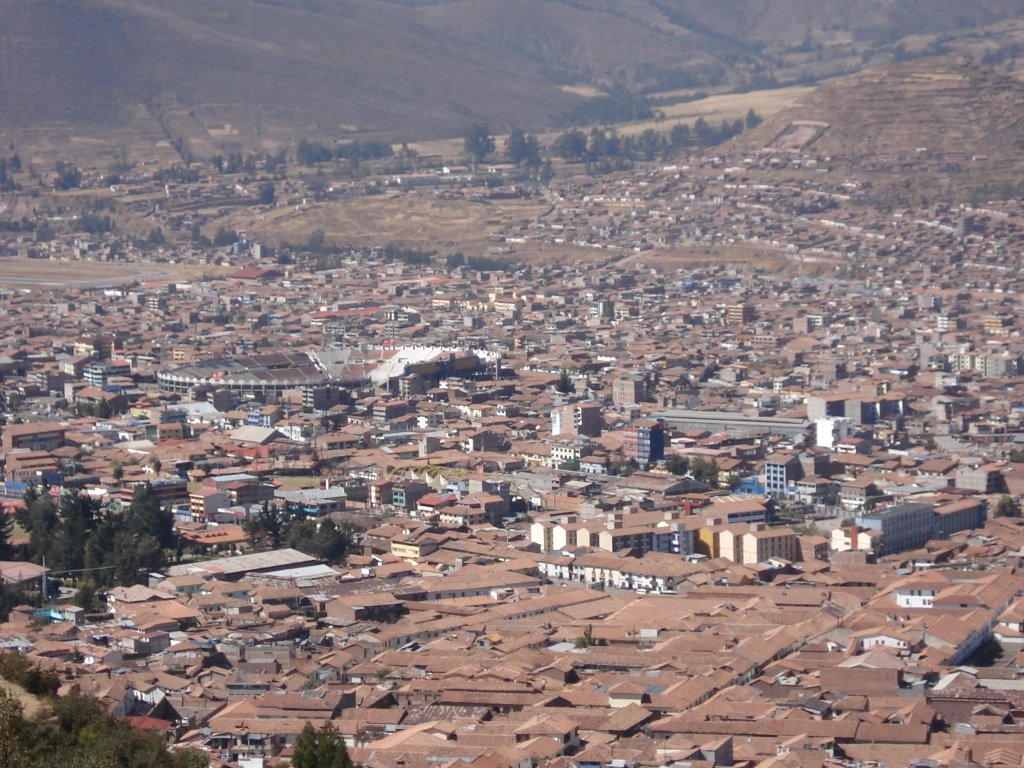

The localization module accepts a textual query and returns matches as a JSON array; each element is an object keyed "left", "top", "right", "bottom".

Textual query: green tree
[
  {"left": 17, "top": 491, "right": 58, "bottom": 564},
  {"left": 694, "top": 117, "right": 714, "bottom": 147},
  {"left": 94, "top": 398, "right": 112, "bottom": 419},
  {"left": 669, "top": 122, "right": 691, "bottom": 148},
  {"left": 552, "top": 129, "right": 588, "bottom": 162},
  {"left": 313, "top": 519, "right": 352, "bottom": 563},
  {"left": 618, "top": 458, "right": 639, "bottom": 477},
  {"left": 690, "top": 458, "right": 720, "bottom": 486},
  {"left": 665, "top": 454, "right": 689, "bottom": 476},
  {"left": 293, "top": 721, "right": 353, "bottom": 768},
  {"left": 53, "top": 161, "right": 82, "bottom": 190},
  {"left": 0, "top": 688, "right": 25, "bottom": 768},
  {"left": 83, "top": 517, "right": 120, "bottom": 575},
  {"left": 265, "top": 149, "right": 287, "bottom": 172},
  {"left": 506, "top": 128, "right": 541, "bottom": 167},
  {"left": 0, "top": 513, "right": 14, "bottom": 561},
  {"left": 745, "top": 108, "right": 763, "bottom": 130},
  {"left": 110, "top": 528, "right": 164, "bottom": 585},
  {"left": 244, "top": 503, "right": 287, "bottom": 549},
  {"left": 634, "top": 128, "right": 664, "bottom": 160},
  {"left": 126, "top": 484, "right": 174, "bottom": 549},
  {"left": 258, "top": 182, "right": 276, "bottom": 205},
  {"left": 463, "top": 124, "right": 495, "bottom": 170},
  {"left": 995, "top": 495, "right": 1020, "bottom": 518},
  {"left": 587, "top": 127, "right": 620, "bottom": 161},
  {"left": 51, "top": 494, "right": 99, "bottom": 573},
  {"left": 285, "top": 518, "right": 352, "bottom": 563},
  {"left": 213, "top": 226, "right": 238, "bottom": 248},
  {"left": 296, "top": 139, "right": 332, "bottom": 166},
  {"left": 554, "top": 370, "right": 573, "bottom": 394},
  {"left": 306, "top": 229, "right": 327, "bottom": 253},
  {"left": 74, "top": 582, "right": 103, "bottom": 614},
  {"left": 574, "top": 623, "right": 594, "bottom": 648},
  {"left": 539, "top": 159, "right": 555, "bottom": 185}
]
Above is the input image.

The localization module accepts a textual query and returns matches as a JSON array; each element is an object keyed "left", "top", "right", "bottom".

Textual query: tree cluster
[
  {"left": 0, "top": 218, "right": 34, "bottom": 233},
  {"left": 76, "top": 212, "right": 113, "bottom": 235},
  {"left": 211, "top": 150, "right": 288, "bottom": 175},
  {"left": 213, "top": 226, "right": 239, "bottom": 248},
  {"left": 505, "top": 128, "right": 541, "bottom": 167},
  {"left": 17, "top": 484, "right": 174, "bottom": 590},
  {"left": 293, "top": 721, "right": 353, "bottom": 768},
  {"left": 550, "top": 112, "right": 760, "bottom": 165},
  {"left": 53, "top": 161, "right": 82, "bottom": 191},
  {"left": 463, "top": 124, "right": 496, "bottom": 169},
  {"left": 258, "top": 182, "right": 276, "bottom": 205},
  {"left": 0, "top": 653, "right": 59, "bottom": 698},
  {"left": 689, "top": 457, "right": 721, "bottom": 486},
  {"left": 0, "top": 685, "right": 207, "bottom": 768},
  {"left": 445, "top": 252, "right": 510, "bottom": 272},
  {"left": 145, "top": 228, "right": 166, "bottom": 248},
  {"left": 151, "top": 166, "right": 199, "bottom": 184},
  {"left": 560, "top": 84, "right": 654, "bottom": 126},
  {"left": 243, "top": 504, "right": 355, "bottom": 564},
  {"left": 995, "top": 495, "right": 1020, "bottom": 518},
  {"left": 296, "top": 139, "right": 393, "bottom": 167},
  {"left": 72, "top": 398, "right": 120, "bottom": 419},
  {"left": 378, "top": 244, "right": 434, "bottom": 266},
  {"left": 0, "top": 155, "right": 21, "bottom": 192}
]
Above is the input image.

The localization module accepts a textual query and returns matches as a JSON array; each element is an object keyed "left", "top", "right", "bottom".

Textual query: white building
[{"left": 815, "top": 416, "right": 851, "bottom": 449}]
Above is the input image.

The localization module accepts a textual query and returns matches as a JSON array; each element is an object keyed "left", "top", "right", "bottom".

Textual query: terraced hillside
[{"left": 744, "top": 59, "right": 1024, "bottom": 202}]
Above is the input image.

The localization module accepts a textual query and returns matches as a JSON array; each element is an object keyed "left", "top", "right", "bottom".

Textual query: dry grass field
[
  {"left": 0, "top": 257, "right": 228, "bottom": 288},
  {"left": 614, "top": 85, "right": 817, "bottom": 137},
  {"left": 617, "top": 244, "right": 842, "bottom": 277},
  {"left": 406, "top": 84, "right": 818, "bottom": 162},
  {"left": 240, "top": 194, "right": 551, "bottom": 252}
]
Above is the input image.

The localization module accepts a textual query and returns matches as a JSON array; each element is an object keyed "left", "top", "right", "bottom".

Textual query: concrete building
[
  {"left": 551, "top": 401, "right": 602, "bottom": 438},
  {"left": 855, "top": 502, "right": 936, "bottom": 557},
  {"left": 611, "top": 374, "right": 646, "bottom": 406},
  {"left": 622, "top": 419, "right": 665, "bottom": 466},
  {"left": 815, "top": 416, "right": 851, "bottom": 450}
]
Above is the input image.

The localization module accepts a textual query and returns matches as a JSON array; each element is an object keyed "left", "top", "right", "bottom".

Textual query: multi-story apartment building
[
  {"left": 551, "top": 402, "right": 602, "bottom": 438},
  {"left": 622, "top": 420, "right": 664, "bottom": 466},
  {"left": 611, "top": 374, "right": 645, "bottom": 406}
]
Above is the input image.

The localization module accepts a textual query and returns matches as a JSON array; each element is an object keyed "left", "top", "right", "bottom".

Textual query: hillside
[
  {"left": 3, "top": 0, "right": 1024, "bottom": 160},
  {"left": 0, "top": 0, "right": 572, "bottom": 150},
  {"left": 744, "top": 58, "right": 1024, "bottom": 202}
]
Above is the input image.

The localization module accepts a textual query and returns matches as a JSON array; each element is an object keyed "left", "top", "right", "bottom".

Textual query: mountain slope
[
  {"left": 0, "top": 0, "right": 575, "bottom": 143},
  {"left": 3, "top": 0, "right": 1024, "bottom": 156}
]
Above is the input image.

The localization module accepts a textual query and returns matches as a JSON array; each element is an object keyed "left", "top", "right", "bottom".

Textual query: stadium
[
  {"left": 157, "top": 346, "right": 500, "bottom": 399},
  {"left": 156, "top": 352, "right": 333, "bottom": 397}
]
